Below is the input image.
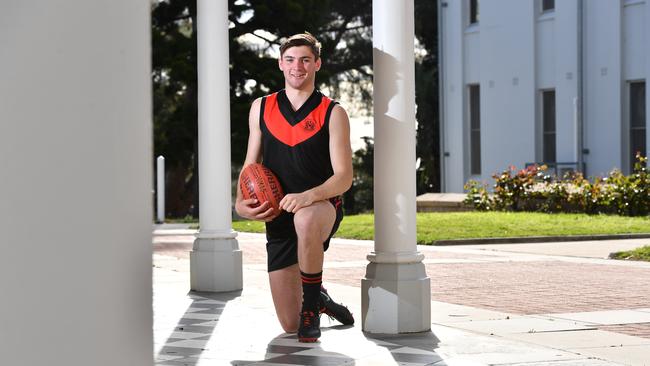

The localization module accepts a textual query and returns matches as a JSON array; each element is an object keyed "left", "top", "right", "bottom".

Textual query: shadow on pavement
[
  {"left": 155, "top": 290, "right": 241, "bottom": 364},
  {"left": 366, "top": 330, "right": 445, "bottom": 365},
  {"left": 230, "top": 329, "right": 356, "bottom": 366}
]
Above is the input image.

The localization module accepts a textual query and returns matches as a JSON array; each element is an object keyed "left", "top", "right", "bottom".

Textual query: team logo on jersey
[
  {"left": 263, "top": 93, "right": 333, "bottom": 147},
  {"left": 304, "top": 119, "right": 316, "bottom": 131}
]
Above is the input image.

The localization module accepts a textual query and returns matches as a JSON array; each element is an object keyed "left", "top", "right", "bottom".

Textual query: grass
[
  {"left": 232, "top": 220, "right": 265, "bottom": 233},
  {"left": 164, "top": 215, "right": 198, "bottom": 224},
  {"left": 610, "top": 246, "right": 650, "bottom": 262},
  {"left": 231, "top": 211, "right": 650, "bottom": 244}
]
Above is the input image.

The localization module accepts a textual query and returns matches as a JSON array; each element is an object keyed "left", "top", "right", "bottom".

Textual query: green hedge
[{"left": 464, "top": 154, "right": 649, "bottom": 216}]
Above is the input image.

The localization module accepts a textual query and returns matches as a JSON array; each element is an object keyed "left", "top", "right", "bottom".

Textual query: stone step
[{"left": 416, "top": 193, "right": 473, "bottom": 212}]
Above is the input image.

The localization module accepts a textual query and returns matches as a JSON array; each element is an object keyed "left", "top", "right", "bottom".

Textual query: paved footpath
[{"left": 153, "top": 228, "right": 650, "bottom": 366}]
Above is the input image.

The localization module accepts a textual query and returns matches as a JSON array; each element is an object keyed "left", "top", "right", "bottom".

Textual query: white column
[
  {"left": 190, "top": 0, "right": 242, "bottom": 292},
  {"left": 1, "top": 0, "right": 152, "bottom": 364},
  {"left": 156, "top": 155, "right": 165, "bottom": 223},
  {"left": 362, "top": 0, "right": 431, "bottom": 333}
]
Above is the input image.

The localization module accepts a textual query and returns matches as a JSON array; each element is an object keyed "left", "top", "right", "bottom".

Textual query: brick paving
[
  {"left": 322, "top": 261, "right": 650, "bottom": 316},
  {"left": 154, "top": 231, "right": 650, "bottom": 345},
  {"left": 598, "top": 323, "right": 650, "bottom": 340},
  {"left": 154, "top": 235, "right": 489, "bottom": 263},
  {"left": 424, "top": 261, "right": 650, "bottom": 315},
  {"left": 155, "top": 236, "right": 650, "bottom": 316},
  {"left": 324, "top": 242, "right": 491, "bottom": 262}
]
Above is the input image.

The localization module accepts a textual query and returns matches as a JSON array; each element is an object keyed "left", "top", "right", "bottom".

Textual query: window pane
[
  {"left": 630, "top": 81, "right": 647, "bottom": 168},
  {"left": 630, "top": 82, "right": 646, "bottom": 128},
  {"left": 543, "top": 133, "right": 556, "bottom": 163},
  {"left": 542, "top": 90, "right": 556, "bottom": 133},
  {"left": 542, "top": 90, "right": 556, "bottom": 163},
  {"left": 469, "top": 84, "right": 481, "bottom": 175},
  {"left": 630, "top": 128, "right": 646, "bottom": 167},
  {"left": 470, "top": 85, "right": 480, "bottom": 129},
  {"left": 542, "top": 0, "right": 555, "bottom": 11},
  {"left": 470, "top": 0, "right": 479, "bottom": 24},
  {"left": 471, "top": 130, "right": 481, "bottom": 175}
]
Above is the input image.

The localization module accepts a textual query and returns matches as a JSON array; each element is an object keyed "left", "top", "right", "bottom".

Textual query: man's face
[{"left": 279, "top": 45, "right": 321, "bottom": 90}]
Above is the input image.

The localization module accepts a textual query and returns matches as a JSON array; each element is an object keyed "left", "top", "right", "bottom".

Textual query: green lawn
[
  {"left": 232, "top": 211, "right": 650, "bottom": 244},
  {"left": 232, "top": 220, "right": 266, "bottom": 234},
  {"left": 610, "top": 246, "right": 650, "bottom": 262}
]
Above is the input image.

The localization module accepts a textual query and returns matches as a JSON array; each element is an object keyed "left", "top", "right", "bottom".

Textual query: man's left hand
[{"left": 279, "top": 191, "right": 316, "bottom": 213}]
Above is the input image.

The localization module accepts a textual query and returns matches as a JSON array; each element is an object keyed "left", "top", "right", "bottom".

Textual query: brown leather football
[{"left": 239, "top": 163, "right": 284, "bottom": 217}]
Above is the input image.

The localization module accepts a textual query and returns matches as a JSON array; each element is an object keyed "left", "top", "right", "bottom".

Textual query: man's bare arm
[{"left": 235, "top": 97, "right": 275, "bottom": 221}]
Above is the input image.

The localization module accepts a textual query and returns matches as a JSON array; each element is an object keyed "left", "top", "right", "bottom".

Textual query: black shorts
[{"left": 265, "top": 197, "right": 343, "bottom": 272}]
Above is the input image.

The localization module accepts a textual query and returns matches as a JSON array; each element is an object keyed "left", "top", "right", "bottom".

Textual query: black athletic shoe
[
  {"left": 319, "top": 290, "right": 355, "bottom": 325},
  {"left": 298, "top": 310, "right": 321, "bottom": 343}
]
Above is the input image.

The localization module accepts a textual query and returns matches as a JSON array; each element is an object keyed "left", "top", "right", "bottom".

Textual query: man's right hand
[{"left": 235, "top": 198, "right": 277, "bottom": 222}]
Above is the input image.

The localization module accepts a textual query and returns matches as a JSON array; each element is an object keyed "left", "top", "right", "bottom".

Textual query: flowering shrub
[
  {"left": 463, "top": 180, "right": 492, "bottom": 211},
  {"left": 464, "top": 154, "right": 649, "bottom": 216}
]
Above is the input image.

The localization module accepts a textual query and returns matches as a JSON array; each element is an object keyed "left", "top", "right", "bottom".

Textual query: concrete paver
[
  {"left": 449, "top": 316, "right": 596, "bottom": 336},
  {"left": 571, "top": 345, "right": 650, "bottom": 366},
  {"left": 464, "top": 239, "right": 649, "bottom": 259},
  {"left": 598, "top": 323, "right": 650, "bottom": 339},
  {"left": 153, "top": 229, "right": 650, "bottom": 365},
  {"left": 430, "top": 301, "right": 516, "bottom": 324},
  {"left": 542, "top": 310, "right": 650, "bottom": 325},
  {"left": 508, "top": 329, "right": 650, "bottom": 349}
]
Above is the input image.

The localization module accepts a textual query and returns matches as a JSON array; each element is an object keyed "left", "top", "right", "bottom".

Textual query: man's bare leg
[
  {"left": 268, "top": 264, "right": 302, "bottom": 333},
  {"left": 295, "top": 200, "right": 335, "bottom": 272},
  {"left": 268, "top": 201, "right": 335, "bottom": 337},
  {"left": 294, "top": 201, "right": 335, "bottom": 341}
]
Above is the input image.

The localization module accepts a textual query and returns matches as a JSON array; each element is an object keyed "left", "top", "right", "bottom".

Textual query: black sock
[{"left": 300, "top": 270, "right": 322, "bottom": 312}]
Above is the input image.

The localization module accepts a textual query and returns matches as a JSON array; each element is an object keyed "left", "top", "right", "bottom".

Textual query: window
[
  {"left": 630, "top": 81, "right": 646, "bottom": 168},
  {"left": 542, "top": 90, "right": 556, "bottom": 163},
  {"left": 469, "top": 0, "right": 479, "bottom": 25},
  {"left": 542, "top": 0, "right": 555, "bottom": 12},
  {"left": 469, "top": 85, "right": 481, "bottom": 175}
]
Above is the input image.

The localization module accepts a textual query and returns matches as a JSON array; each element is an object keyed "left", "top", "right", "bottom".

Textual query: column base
[
  {"left": 361, "top": 262, "right": 431, "bottom": 334},
  {"left": 190, "top": 236, "right": 242, "bottom": 292}
]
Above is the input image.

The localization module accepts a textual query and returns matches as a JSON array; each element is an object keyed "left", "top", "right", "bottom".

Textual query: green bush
[
  {"left": 463, "top": 180, "right": 492, "bottom": 211},
  {"left": 464, "top": 154, "right": 649, "bottom": 216}
]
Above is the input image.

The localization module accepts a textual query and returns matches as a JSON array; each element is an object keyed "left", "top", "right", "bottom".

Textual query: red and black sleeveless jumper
[{"left": 260, "top": 89, "right": 344, "bottom": 271}]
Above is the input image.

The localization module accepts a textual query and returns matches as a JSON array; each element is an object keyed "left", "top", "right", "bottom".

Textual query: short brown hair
[{"left": 280, "top": 32, "right": 321, "bottom": 60}]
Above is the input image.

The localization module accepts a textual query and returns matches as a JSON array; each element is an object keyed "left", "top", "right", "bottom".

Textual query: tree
[
  {"left": 152, "top": 0, "right": 198, "bottom": 217},
  {"left": 152, "top": 0, "right": 373, "bottom": 217},
  {"left": 347, "top": 0, "right": 440, "bottom": 210},
  {"left": 414, "top": 0, "right": 440, "bottom": 194},
  {"left": 152, "top": 0, "right": 439, "bottom": 217},
  {"left": 344, "top": 137, "right": 374, "bottom": 214}
]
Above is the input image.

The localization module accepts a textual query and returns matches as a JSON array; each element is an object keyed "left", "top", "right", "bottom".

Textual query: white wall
[
  {"left": 554, "top": 0, "right": 580, "bottom": 163},
  {"left": 441, "top": 0, "right": 648, "bottom": 191},
  {"left": 623, "top": 1, "right": 646, "bottom": 81},
  {"left": 622, "top": 0, "right": 647, "bottom": 172},
  {"left": 583, "top": 0, "right": 623, "bottom": 176},
  {"left": 480, "top": 0, "right": 536, "bottom": 182},
  {"left": 0, "top": 1, "right": 153, "bottom": 365},
  {"left": 442, "top": 0, "right": 467, "bottom": 191}
]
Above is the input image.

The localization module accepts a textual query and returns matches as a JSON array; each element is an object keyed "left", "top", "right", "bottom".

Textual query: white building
[{"left": 439, "top": 0, "right": 649, "bottom": 192}]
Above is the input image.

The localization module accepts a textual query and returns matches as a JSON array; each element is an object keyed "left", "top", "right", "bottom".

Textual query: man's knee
[
  {"left": 293, "top": 208, "right": 320, "bottom": 240},
  {"left": 278, "top": 316, "right": 298, "bottom": 333}
]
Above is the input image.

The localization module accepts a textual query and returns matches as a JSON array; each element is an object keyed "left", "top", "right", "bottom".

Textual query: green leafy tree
[
  {"left": 153, "top": 0, "right": 372, "bottom": 217},
  {"left": 344, "top": 137, "right": 374, "bottom": 213},
  {"left": 152, "top": 0, "right": 198, "bottom": 217},
  {"left": 152, "top": 0, "right": 440, "bottom": 216},
  {"left": 414, "top": 0, "right": 440, "bottom": 194}
]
